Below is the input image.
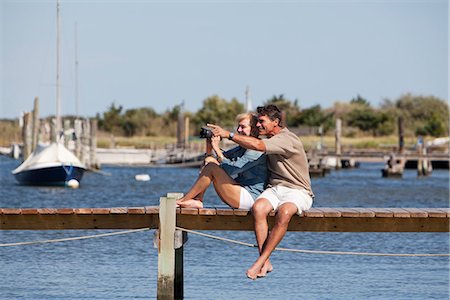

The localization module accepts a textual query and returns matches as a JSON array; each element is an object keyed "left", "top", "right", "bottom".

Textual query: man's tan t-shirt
[{"left": 262, "top": 127, "right": 313, "bottom": 196}]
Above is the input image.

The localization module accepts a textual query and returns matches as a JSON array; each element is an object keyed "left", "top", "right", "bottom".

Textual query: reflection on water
[{"left": 0, "top": 156, "right": 449, "bottom": 299}]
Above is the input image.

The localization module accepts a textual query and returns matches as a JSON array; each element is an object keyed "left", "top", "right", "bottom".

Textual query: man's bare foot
[
  {"left": 178, "top": 199, "right": 204, "bottom": 208},
  {"left": 257, "top": 260, "right": 273, "bottom": 277},
  {"left": 246, "top": 262, "right": 263, "bottom": 280}
]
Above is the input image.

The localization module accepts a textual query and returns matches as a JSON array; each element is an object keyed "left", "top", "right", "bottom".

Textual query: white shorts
[
  {"left": 239, "top": 188, "right": 255, "bottom": 210},
  {"left": 256, "top": 185, "right": 313, "bottom": 215}
]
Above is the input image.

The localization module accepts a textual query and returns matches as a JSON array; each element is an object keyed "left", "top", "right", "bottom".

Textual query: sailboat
[{"left": 12, "top": 0, "right": 86, "bottom": 187}]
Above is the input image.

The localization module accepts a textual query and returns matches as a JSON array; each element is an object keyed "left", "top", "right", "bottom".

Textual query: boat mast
[
  {"left": 74, "top": 21, "right": 79, "bottom": 119},
  {"left": 56, "top": 0, "right": 62, "bottom": 136}
]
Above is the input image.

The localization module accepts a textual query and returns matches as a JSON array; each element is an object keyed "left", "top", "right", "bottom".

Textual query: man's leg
[
  {"left": 248, "top": 198, "right": 274, "bottom": 278},
  {"left": 246, "top": 202, "right": 298, "bottom": 280}
]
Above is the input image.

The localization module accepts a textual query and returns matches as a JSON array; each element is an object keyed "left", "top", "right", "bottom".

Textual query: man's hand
[{"left": 207, "top": 124, "right": 230, "bottom": 139}]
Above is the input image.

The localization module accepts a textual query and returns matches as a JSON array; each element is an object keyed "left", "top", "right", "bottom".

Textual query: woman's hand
[{"left": 211, "top": 136, "right": 221, "bottom": 150}]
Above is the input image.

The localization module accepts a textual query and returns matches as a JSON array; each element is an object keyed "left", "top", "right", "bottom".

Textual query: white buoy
[
  {"left": 135, "top": 174, "right": 151, "bottom": 181},
  {"left": 66, "top": 179, "right": 80, "bottom": 188}
]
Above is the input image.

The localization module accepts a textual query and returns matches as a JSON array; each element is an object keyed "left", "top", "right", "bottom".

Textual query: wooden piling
[
  {"left": 335, "top": 118, "right": 342, "bottom": 169},
  {"left": 168, "top": 193, "right": 185, "bottom": 300},
  {"left": 51, "top": 118, "right": 57, "bottom": 143},
  {"left": 90, "top": 118, "right": 98, "bottom": 169},
  {"left": 81, "top": 119, "right": 90, "bottom": 166},
  {"left": 64, "top": 119, "right": 71, "bottom": 148},
  {"left": 184, "top": 116, "right": 190, "bottom": 147},
  {"left": 74, "top": 119, "right": 82, "bottom": 159},
  {"left": 22, "top": 112, "right": 32, "bottom": 160},
  {"left": 417, "top": 142, "right": 432, "bottom": 176},
  {"left": 157, "top": 195, "right": 177, "bottom": 299},
  {"left": 32, "top": 97, "right": 39, "bottom": 152},
  {"left": 398, "top": 117, "right": 404, "bottom": 154}
]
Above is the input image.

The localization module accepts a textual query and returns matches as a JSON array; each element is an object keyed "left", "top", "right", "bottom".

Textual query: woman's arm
[{"left": 220, "top": 150, "right": 265, "bottom": 177}]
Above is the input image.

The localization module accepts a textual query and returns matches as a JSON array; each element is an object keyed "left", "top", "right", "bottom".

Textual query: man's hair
[{"left": 257, "top": 104, "right": 282, "bottom": 124}]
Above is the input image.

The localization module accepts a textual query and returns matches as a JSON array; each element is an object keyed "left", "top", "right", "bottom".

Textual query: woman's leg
[{"left": 177, "top": 163, "right": 242, "bottom": 208}]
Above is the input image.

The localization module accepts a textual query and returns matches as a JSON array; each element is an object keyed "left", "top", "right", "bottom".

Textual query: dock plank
[
  {"left": 91, "top": 208, "right": 110, "bottom": 214},
  {"left": 319, "top": 208, "right": 342, "bottom": 217},
  {"left": 385, "top": 208, "right": 411, "bottom": 218},
  {"left": 198, "top": 208, "right": 217, "bottom": 215},
  {"left": 21, "top": 208, "right": 39, "bottom": 215},
  {"left": 110, "top": 207, "right": 128, "bottom": 214},
  {"left": 1, "top": 208, "right": 21, "bottom": 215},
  {"left": 180, "top": 208, "right": 199, "bottom": 215},
  {"left": 145, "top": 206, "right": 159, "bottom": 214},
  {"left": 333, "top": 207, "right": 360, "bottom": 217},
  {"left": 367, "top": 208, "right": 394, "bottom": 217},
  {"left": 127, "top": 207, "right": 146, "bottom": 214},
  {"left": 402, "top": 208, "right": 428, "bottom": 218},
  {"left": 216, "top": 208, "right": 235, "bottom": 216},
  {"left": 424, "top": 208, "right": 447, "bottom": 218},
  {"left": 38, "top": 208, "right": 58, "bottom": 214},
  {"left": 233, "top": 209, "right": 251, "bottom": 216},
  {"left": 304, "top": 208, "right": 324, "bottom": 217},
  {"left": 350, "top": 208, "right": 376, "bottom": 217}
]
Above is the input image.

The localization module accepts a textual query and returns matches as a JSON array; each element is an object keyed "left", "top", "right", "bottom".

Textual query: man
[
  {"left": 176, "top": 113, "right": 267, "bottom": 210},
  {"left": 208, "top": 104, "right": 313, "bottom": 280}
]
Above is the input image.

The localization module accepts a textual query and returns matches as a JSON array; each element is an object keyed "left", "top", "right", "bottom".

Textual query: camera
[{"left": 199, "top": 126, "right": 213, "bottom": 139}]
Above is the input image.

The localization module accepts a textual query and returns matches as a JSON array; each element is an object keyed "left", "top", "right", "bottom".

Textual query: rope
[
  {"left": 176, "top": 227, "right": 450, "bottom": 257},
  {"left": 1, "top": 226, "right": 449, "bottom": 257},
  {"left": 0, "top": 228, "right": 150, "bottom": 247}
]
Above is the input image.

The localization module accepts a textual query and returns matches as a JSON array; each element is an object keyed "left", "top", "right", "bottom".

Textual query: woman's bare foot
[
  {"left": 178, "top": 199, "right": 204, "bottom": 208},
  {"left": 176, "top": 197, "right": 186, "bottom": 207}
]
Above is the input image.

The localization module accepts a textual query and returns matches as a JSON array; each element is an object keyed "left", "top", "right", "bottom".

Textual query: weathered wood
[
  {"left": 32, "top": 97, "right": 40, "bottom": 152},
  {"left": 385, "top": 208, "right": 411, "bottom": 218},
  {"left": 38, "top": 208, "right": 58, "bottom": 214},
  {"left": 157, "top": 196, "right": 176, "bottom": 300},
  {"left": 110, "top": 207, "right": 127, "bottom": 214},
  {"left": 22, "top": 112, "right": 33, "bottom": 160},
  {"left": 403, "top": 208, "right": 428, "bottom": 218},
  {"left": 424, "top": 208, "right": 448, "bottom": 218},
  {"left": 174, "top": 230, "right": 186, "bottom": 300},
  {"left": 216, "top": 208, "right": 235, "bottom": 216},
  {"left": 127, "top": 207, "right": 146, "bottom": 214},
  {"left": 180, "top": 208, "right": 198, "bottom": 215},
  {"left": 91, "top": 208, "right": 110, "bottom": 214},
  {"left": 198, "top": 208, "right": 216, "bottom": 215},
  {"left": 333, "top": 207, "right": 360, "bottom": 217},
  {"left": 74, "top": 208, "right": 92, "bottom": 214},
  {"left": 350, "top": 208, "right": 376, "bottom": 217},
  {"left": 233, "top": 209, "right": 251, "bottom": 216},
  {"left": 0, "top": 207, "right": 448, "bottom": 232},
  {"left": 89, "top": 118, "right": 98, "bottom": 169}
]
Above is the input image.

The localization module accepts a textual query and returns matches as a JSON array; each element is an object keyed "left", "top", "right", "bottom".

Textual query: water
[{"left": 1, "top": 156, "right": 449, "bottom": 299}]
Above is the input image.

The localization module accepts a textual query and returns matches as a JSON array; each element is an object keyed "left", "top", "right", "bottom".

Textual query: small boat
[
  {"left": 11, "top": 1, "right": 86, "bottom": 187},
  {"left": 12, "top": 142, "right": 86, "bottom": 186}
]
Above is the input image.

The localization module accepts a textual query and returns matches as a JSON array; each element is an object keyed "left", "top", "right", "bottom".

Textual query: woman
[{"left": 176, "top": 113, "right": 267, "bottom": 209}]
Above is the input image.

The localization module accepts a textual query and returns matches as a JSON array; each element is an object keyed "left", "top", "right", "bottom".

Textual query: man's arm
[{"left": 207, "top": 124, "right": 266, "bottom": 152}]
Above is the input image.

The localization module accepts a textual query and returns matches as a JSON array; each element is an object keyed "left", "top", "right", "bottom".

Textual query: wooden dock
[
  {"left": 1, "top": 196, "right": 449, "bottom": 299},
  {"left": 1, "top": 206, "right": 449, "bottom": 232}
]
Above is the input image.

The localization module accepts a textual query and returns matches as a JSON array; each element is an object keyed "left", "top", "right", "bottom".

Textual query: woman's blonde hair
[{"left": 236, "top": 113, "right": 259, "bottom": 137}]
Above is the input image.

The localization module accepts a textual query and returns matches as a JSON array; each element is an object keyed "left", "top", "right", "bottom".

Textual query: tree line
[{"left": 96, "top": 93, "right": 449, "bottom": 139}]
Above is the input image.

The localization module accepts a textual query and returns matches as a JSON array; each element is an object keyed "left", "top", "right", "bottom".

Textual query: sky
[{"left": 0, "top": 0, "right": 448, "bottom": 119}]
